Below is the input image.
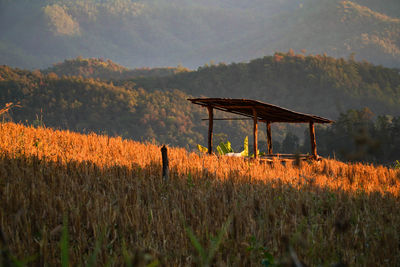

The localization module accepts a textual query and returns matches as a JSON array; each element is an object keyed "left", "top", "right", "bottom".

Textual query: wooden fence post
[
  {"left": 253, "top": 108, "right": 258, "bottom": 159},
  {"left": 161, "top": 145, "right": 169, "bottom": 181},
  {"left": 266, "top": 121, "right": 272, "bottom": 154},
  {"left": 207, "top": 106, "right": 213, "bottom": 154},
  {"left": 309, "top": 122, "right": 317, "bottom": 159}
]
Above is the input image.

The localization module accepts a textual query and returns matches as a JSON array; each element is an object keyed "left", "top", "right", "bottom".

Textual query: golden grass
[{"left": 0, "top": 122, "right": 399, "bottom": 266}]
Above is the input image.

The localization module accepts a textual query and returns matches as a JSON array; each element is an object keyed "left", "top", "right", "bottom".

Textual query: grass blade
[
  {"left": 60, "top": 216, "right": 69, "bottom": 267},
  {"left": 207, "top": 216, "right": 232, "bottom": 264},
  {"left": 185, "top": 226, "right": 206, "bottom": 263}
]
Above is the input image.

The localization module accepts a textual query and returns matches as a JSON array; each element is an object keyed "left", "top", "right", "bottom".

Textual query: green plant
[
  {"left": 60, "top": 216, "right": 69, "bottom": 267},
  {"left": 187, "top": 171, "right": 195, "bottom": 188},
  {"left": 197, "top": 144, "right": 208, "bottom": 153},
  {"left": 216, "top": 141, "right": 233, "bottom": 155},
  {"left": 32, "top": 113, "right": 44, "bottom": 128},
  {"left": 395, "top": 160, "right": 400, "bottom": 169},
  {"left": 60, "top": 216, "right": 108, "bottom": 267},
  {"left": 185, "top": 216, "right": 232, "bottom": 266},
  {"left": 197, "top": 136, "right": 248, "bottom": 156},
  {"left": 241, "top": 136, "right": 248, "bottom": 157},
  {"left": 246, "top": 236, "right": 276, "bottom": 267}
]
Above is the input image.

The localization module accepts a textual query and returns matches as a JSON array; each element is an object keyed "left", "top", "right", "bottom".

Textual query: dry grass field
[{"left": 0, "top": 122, "right": 399, "bottom": 266}]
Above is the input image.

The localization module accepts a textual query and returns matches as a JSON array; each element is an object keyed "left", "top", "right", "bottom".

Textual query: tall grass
[{"left": 0, "top": 122, "right": 399, "bottom": 265}]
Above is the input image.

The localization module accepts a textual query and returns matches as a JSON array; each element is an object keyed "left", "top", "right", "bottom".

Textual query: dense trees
[
  {"left": 0, "top": 64, "right": 255, "bottom": 149},
  {"left": 132, "top": 53, "right": 400, "bottom": 118},
  {"left": 44, "top": 57, "right": 188, "bottom": 80},
  {"left": 315, "top": 109, "right": 400, "bottom": 164},
  {"left": 0, "top": 66, "right": 203, "bottom": 148}
]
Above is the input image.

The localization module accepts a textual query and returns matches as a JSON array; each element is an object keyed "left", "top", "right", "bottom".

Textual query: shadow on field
[{"left": 0, "top": 152, "right": 399, "bottom": 266}]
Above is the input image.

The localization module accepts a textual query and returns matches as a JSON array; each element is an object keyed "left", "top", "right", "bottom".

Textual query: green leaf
[
  {"left": 185, "top": 216, "right": 232, "bottom": 266},
  {"left": 197, "top": 144, "right": 208, "bottom": 153},
  {"left": 146, "top": 260, "right": 159, "bottom": 267},
  {"left": 121, "top": 239, "right": 132, "bottom": 267},
  {"left": 217, "top": 145, "right": 224, "bottom": 156},
  {"left": 60, "top": 216, "right": 69, "bottom": 267},
  {"left": 86, "top": 230, "right": 104, "bottom": 267},
  {"left": 241, "top": 136, "right": 248, "bottom": 157},
  {"left": 185, "top": 227, "right": 207, "bottom": 262},
  {"left": 218, "top": 142, "right": 230, "bottom": 154},
  {"left": 207, "top": 216, "right": 232, "bottom": 264},
  {"left": 225, "top": 141, "right": 233, "bottom": 153},
  {"left": 9, "top": 256, "right": 27, "bottom": 267},
  {"left": 395, "top": 160, "right": 400, "bottom": 169}
]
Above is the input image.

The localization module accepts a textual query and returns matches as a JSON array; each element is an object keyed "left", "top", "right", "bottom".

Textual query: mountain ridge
[{"left": 0, "top": 0, "right": 399, "bottom": 69}]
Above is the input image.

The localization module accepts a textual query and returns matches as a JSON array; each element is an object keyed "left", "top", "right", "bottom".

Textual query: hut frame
[{"left": 188, "top": 98, "right": 334, "bottom": 161}]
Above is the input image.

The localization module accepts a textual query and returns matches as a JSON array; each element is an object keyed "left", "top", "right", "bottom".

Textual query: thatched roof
[{"left": 188, "top": 98, "right": 333, "bottom": 124}]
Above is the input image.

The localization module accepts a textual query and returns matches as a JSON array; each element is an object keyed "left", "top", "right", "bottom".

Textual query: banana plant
[
  {"left": 240, "top": 136, "right": 248, "bottom": 157},
  {"left": 217, "top": 141, "right": 233, "bottom": 155},
  {"left": 197, "top": 144, "right": 208, "bottom": 153},
  {"left": 197, "top": 136, "right": 249, "bottom": 157}
]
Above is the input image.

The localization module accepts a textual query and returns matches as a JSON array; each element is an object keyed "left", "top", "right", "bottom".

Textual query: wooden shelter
[{"left": 188, "top": 98, "right": 334, "bottom": 161}]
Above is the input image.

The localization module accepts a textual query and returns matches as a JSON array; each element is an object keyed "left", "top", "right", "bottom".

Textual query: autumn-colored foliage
[{"left": 0, "top": 122, "right": 399, "bottom": 265}]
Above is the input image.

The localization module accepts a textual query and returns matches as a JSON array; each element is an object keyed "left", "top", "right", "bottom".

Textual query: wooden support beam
[
  {"left": 266, "top": 121, "right": 272, "bottom": 154},
  {"left": 253, "top": 108, "right": 258, "bottom": 159},
  {"left": 207, "top": 106, "right": 213, "bottom": 154},
  {"left": 309, "top": 121, "right": 317, "bottom": 159},
  {"left": 213, "top": 105, "right": 257, "bottom": 109},
  {"left": 201, "top": 118, "right": 253, "bottom": 121}
]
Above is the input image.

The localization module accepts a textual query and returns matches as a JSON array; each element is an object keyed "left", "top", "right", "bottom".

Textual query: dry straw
[{"left": 0, "top": 122, "right": 399, "bottom": 265}]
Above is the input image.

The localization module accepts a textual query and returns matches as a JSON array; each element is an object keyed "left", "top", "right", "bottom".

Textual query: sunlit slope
[
  {"left": 0, "top": 122, "right": 398, "bottom": 194},
  {"left": 0, "top": 122, "right": 399, "bottom": 265}
]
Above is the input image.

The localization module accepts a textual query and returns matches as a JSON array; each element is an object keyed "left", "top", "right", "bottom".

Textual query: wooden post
[
  {"left": 161, "top": 145, "right": 169, "bottom": 181},
  {"left": 309, "top": 122, "right": 317, "bottom": 159},
  {"left": 207, "top": 106, "right": 213, "bottom": 155},
  {"left": 266, "top": 121, "right": 272, "bottom": 154},
  {"left": 253, "top": 108, "right": 258, "bottom": 159}
]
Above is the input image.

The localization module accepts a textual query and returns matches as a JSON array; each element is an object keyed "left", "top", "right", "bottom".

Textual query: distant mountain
[
  {"left": 200, "top": 0, "right": 400, "bottom": 68},
  {"left": 0, "top": 0, "right": 399, "bottom": 69},
  {"left": 44, "top": 57, "right": 188, "bottom": 80},
  {"left": 352, "top": 0, "right": 400, "bottom": 18}
]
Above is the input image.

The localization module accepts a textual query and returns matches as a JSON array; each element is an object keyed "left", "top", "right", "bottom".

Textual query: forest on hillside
[
  {"left": 0, "top": 0, "right": 399, "bottom": 69},
  {"left": 132, "top": 52, "right": 400, "bottom": 118},
  {"left": 44, "top": 57, "right": 189, "bottom": 80},
  {"left": 1, "top": 54, "right": 400, "bottom": 164}
]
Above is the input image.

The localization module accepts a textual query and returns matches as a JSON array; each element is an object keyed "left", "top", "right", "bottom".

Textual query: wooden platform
[{"left": 250, "top": 154, "right": 320, "bottom": 163}]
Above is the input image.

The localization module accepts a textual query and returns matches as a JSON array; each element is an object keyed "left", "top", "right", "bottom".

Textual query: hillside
[
  {"left": 0, "top": 65, "right": 207, "bottom": 148},
  {"left": 44, "top": 57, "right": 188, "bottom": 80},
  {"left": 0, "top": 122, "right": 399, "bottom": 265},
  {"left": 0, "top": 64, "right": 264, "bottom": 150},
  {"left": 132, "top": 52, "right": 400, "bottom": 118},
  {"left": 1, "top": 54, "right": 400, "bottom": 163},
  {"left": 219, "top": 0, "right": 400, "bottom": 67},
  {"left": 0, "top": 0, "right": 399, "bottom": 69}
]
